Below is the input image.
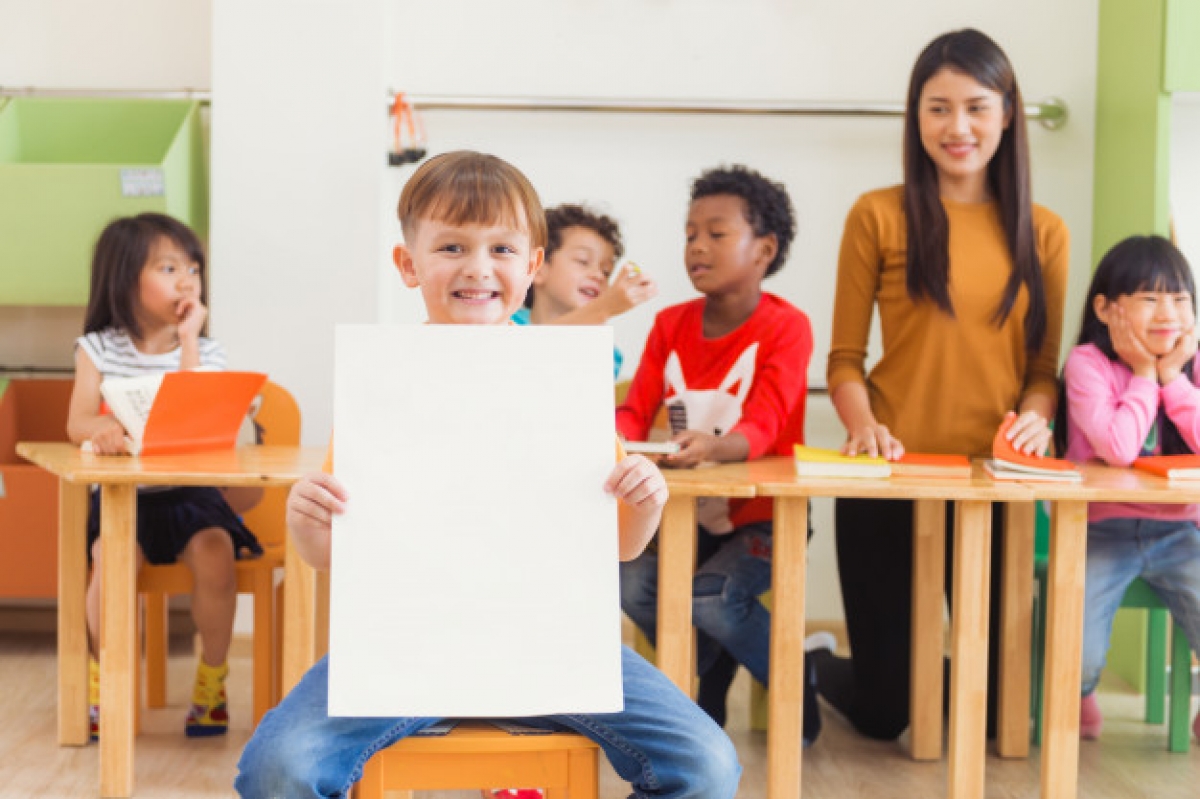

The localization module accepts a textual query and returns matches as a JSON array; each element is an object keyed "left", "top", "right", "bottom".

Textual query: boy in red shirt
[{"left": 617, "top": 165, "right": 816, "bottom": 741}]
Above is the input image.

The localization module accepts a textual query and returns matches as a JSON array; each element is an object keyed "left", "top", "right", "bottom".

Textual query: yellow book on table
[{"left": 793, "top": 444, "right": 891, "bottom": 478}]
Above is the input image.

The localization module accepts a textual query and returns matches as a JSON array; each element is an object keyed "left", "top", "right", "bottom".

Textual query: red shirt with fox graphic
[{"left": 617, "top": 293, "right": 812, "bottom": 529}]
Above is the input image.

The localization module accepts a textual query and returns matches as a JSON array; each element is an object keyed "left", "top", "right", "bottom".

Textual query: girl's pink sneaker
[{"left": 1079, "top": 693, "right": 1103, "bottom": 740}]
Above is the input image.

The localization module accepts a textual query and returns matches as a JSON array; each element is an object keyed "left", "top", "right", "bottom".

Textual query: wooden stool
[{"left": 355, "top": 722, "right": 600, "bottom": 799}]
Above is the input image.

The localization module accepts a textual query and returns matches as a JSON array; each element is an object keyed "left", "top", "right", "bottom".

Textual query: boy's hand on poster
[
  {"left": 287, "top": 472, "right": 349, "bottom": 539},
  {"left": 605, "top": 454, "right": 668, "bottom": 511}
]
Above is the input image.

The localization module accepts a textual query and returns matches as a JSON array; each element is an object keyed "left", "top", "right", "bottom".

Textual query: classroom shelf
[{"left": 0, "top": 98, "right": 206, "bottom": 306}]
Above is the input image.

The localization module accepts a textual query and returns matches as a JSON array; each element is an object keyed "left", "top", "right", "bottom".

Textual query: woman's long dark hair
[
  {"left": 83, "top": 213, "right": 208, "bottom": 340},
  {"left": 903, "top": 28, "right": 1046, "bottom": 352},
  {"left": 1053, "top": 235, "right": 1197, "bottom": 456}
]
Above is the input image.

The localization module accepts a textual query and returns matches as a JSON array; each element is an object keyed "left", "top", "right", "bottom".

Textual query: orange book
[
  {"left": 1133, "top": 454, "right": 1200, "bottom": 481},
  {"left": 99, "top": 371, "right": 267, "bottom": 456},
  {"left": 984, "top": 415, "right": 1081, "bottom": 482},
  {"left": 892, "top": 452, "right": 972, "bottom": 478}
]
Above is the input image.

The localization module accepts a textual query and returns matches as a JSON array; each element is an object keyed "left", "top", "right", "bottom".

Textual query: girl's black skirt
[{"left": 86, "top": 486, "right": 262, "bottom": 565}]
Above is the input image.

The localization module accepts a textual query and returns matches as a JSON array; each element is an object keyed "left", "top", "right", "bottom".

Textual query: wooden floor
[{"left": 3, "top": 628, "right": 1198, "bottom": 798}]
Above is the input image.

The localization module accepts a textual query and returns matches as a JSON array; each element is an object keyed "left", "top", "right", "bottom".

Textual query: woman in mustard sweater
[{"left": 813, "top": 28, "right": 1069, "bottom": 740}]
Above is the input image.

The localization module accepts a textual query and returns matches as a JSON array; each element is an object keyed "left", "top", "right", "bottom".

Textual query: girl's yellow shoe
[{"left": 185, "top": 660, "right": 229, "bottom": 738}]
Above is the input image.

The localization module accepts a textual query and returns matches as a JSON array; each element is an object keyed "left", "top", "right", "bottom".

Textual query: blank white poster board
[{"left": 328, "top": 324, "right": 623, "bottom": 717}]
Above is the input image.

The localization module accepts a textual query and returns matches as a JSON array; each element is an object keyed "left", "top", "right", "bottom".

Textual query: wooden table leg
[
  {"left": 1040, "top": 500, "right": 1088, "bottom": 799},
  {"left": 282, "top": 537, "right": 319, "bottom": 695},
  {"left": 657, "top": 494, "right": 697, "bottom": 693},
  {"left": 315, "top": 568, "right": 331, "bottom": 661},
  {"left": 58, "top": 481, "right": 90, "bottom": 747},
  {"left": 99, "top": 484, "right": 137, "bottom": 798},
  {"left": 768, "top": 497, "right": 806, "bottom": 799},
  {"left": 947, "top": 500, "right": 992, "bottom": 799},
  {"left": 997, "top": 501, "right": 1035, "bottom": 758},
  {"left": 910, "top": 498, "right": 946, "bottom": 761}
]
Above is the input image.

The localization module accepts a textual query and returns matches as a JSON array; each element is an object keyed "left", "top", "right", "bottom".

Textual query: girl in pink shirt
[{"left": 1055, "top": 235, "right": 1200, "bottom": 743}]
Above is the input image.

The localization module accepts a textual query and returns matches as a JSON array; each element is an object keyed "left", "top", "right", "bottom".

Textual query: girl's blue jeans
[
  {"left": 235, "top": 646, "right": 740, "bottom": 799},
  {"left": 1081, "top": 516, "right": 1200, "bottom": 696},
  {"left": 620, "top": 522, "right": 772, "bottom": 685}
]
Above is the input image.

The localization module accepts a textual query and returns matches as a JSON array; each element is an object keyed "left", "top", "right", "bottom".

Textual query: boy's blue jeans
[
  {"left": 1081, "top": 516, "right": 1200, "bottom": 696},
  {"left": 620, "top": 522, "right": 772, "bottom": 685},
  {"left": 235, "top": 646, "right": 740, "bottom": 799}
]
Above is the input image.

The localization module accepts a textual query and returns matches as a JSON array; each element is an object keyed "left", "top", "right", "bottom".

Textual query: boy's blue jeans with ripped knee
[
  {"left": 620, "top": 521, "right": 773, "bottom": 685},
  {"left": 235, "top": 646, "right": 740, "bottom": 799},
  {"left": 1080, "top": 516, "right": 1200, "bottom": 697}
]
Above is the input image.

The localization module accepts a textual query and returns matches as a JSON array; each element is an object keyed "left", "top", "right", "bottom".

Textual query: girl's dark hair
[
  {"left": 525, "top": 203, "right": 625, "bottom": 308},
  {"left": 1053, "top": 235, "right": 1197, "bottom": 456},
  {"left": 903, "top": 28, "right": 1046, "bottom": 352},
  {"left": 691, "top": 165, "right": 796, "bottom": 276},
  {"left": 83, "top": 213, "right": 207, "bottom": 340}
]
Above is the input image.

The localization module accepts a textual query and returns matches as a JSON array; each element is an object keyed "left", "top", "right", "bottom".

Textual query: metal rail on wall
[{"left": 0, "top": 87, "right": 1070, "bottom": 130}]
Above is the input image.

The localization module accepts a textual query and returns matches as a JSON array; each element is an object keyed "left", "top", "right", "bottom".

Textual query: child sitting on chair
[
  {"left": 234, "top": 151, "right": 741, "bottom": 799},
  {"left": 514, "top": 202, "right": 657, "bottom": 379}
]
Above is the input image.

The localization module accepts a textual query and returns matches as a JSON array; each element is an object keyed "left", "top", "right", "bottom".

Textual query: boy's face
[
  {"left": 394, "top": 215, "right": 543, "bottom": 325},
  {"left": 684, "top": 194, "right": 776, "bottom": 296},
  {"left": 532, "top": 226, "right": 616, "bottom": 316}
]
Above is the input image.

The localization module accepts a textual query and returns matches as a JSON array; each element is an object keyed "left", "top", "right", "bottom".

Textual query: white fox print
[{"left": 663, "top": 344, "right": 758, "bottom": 533}]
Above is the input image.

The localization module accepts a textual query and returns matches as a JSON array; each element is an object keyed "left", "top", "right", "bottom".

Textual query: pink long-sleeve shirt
[{"left": 1063, "top": 343, "right": 1200, "bottom": 523}]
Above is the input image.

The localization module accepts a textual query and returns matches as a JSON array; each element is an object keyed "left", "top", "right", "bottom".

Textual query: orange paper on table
[
  {"left": 1133, "top": 454, "right": 1200, "bottom": 481},
  {"left": 983, "top": 415, "right": 1081, "bottom": 481},
  {"left": 892, "top": 452, "right": 972, "bottom": 478},
  {"left": 99, "top": 371, "right": 267, "bottom": 456}
]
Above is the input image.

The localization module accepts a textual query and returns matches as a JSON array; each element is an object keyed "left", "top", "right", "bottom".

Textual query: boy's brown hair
[{"left": 397, "top": 151, "right": 547, "bottom": 249}]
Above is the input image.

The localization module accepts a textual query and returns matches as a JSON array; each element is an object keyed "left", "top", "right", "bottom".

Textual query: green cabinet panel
[
  {"left": 0, "top": 99, "right": 207, "bottom": 306},
  {"left": 1165, "top": 0, "right": 1200, "bottom": 91}
]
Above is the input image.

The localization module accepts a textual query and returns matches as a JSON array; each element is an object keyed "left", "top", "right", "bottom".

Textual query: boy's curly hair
[
  {"left": 690, "top": 165, "right": 796, "bottom": 276},
  {"left": 545, "top": 204, "right": 625, "bottom": 261}
]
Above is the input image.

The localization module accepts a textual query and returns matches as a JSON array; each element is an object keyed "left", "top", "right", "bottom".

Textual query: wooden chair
[
  {"left": 1031, "top": 504, "right": 1195, "bottom": 752},
  {"left": 139, "top": 380, "right": 300, "bottom": 725},
  {"left": 354, "top": 722, "right": 599, "bottom": 799}
]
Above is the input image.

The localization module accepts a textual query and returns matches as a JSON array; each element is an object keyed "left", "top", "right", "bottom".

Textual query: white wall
[
  {"left": 209, "top": 0, "right": 385, "bottom": 444},
  {"left": 0, "top": 0, "right": 210, "bottom": 89},
  {"left": 1172, "top": 93, "right": 1200, "bottom": 270}
]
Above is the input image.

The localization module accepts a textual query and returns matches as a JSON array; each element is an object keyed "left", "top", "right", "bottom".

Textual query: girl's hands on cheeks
[
  {"left": 286, "top": 472, "right": 349, "bottom": 540},
  {"left": 605, "top": 454, "right": 667, "bottom": 512},
  {"left": 89, "top": 416, "right": 129, "bottom": 455},
  {"left": 842, "top": 423, "right": 905, "bottom": 460},
  {"left": 175, "top": 297, "right": 208, "bottom": 343},
  {"left": 1108, "top": 306, "right": 1158, "bottom": 380},
  {"left": 1003, "top": 410, "right": 1051, "bottom": 456},
  {"left": 661, "top": 430, "right": 719, "bottom": 469},
  {"left": 1158, "top": 327, "right": 1198, "bottom": 385}
]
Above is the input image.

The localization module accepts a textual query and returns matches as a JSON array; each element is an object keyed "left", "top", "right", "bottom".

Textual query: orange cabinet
[{"left": 0, "top": 378, "right": 72, "bottom": 599}]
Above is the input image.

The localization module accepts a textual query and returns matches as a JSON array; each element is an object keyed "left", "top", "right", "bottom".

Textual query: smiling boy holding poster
[{"left": 234, "top": 151, "right": 740, "bottom": 799}]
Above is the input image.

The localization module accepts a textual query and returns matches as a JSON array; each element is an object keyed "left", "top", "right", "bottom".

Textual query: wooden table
[
  {"left": 652, "top": 466, "right": 758, "bottom": 693},
  {"left": 16, "top": 442, "right": 327, "bottom": 798},
  {"left": 736, "top": 457, "right": 1036, "bottom": 799},
  {"left": 996, "top": 464, "right": 1200, "bottom": 799}
]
